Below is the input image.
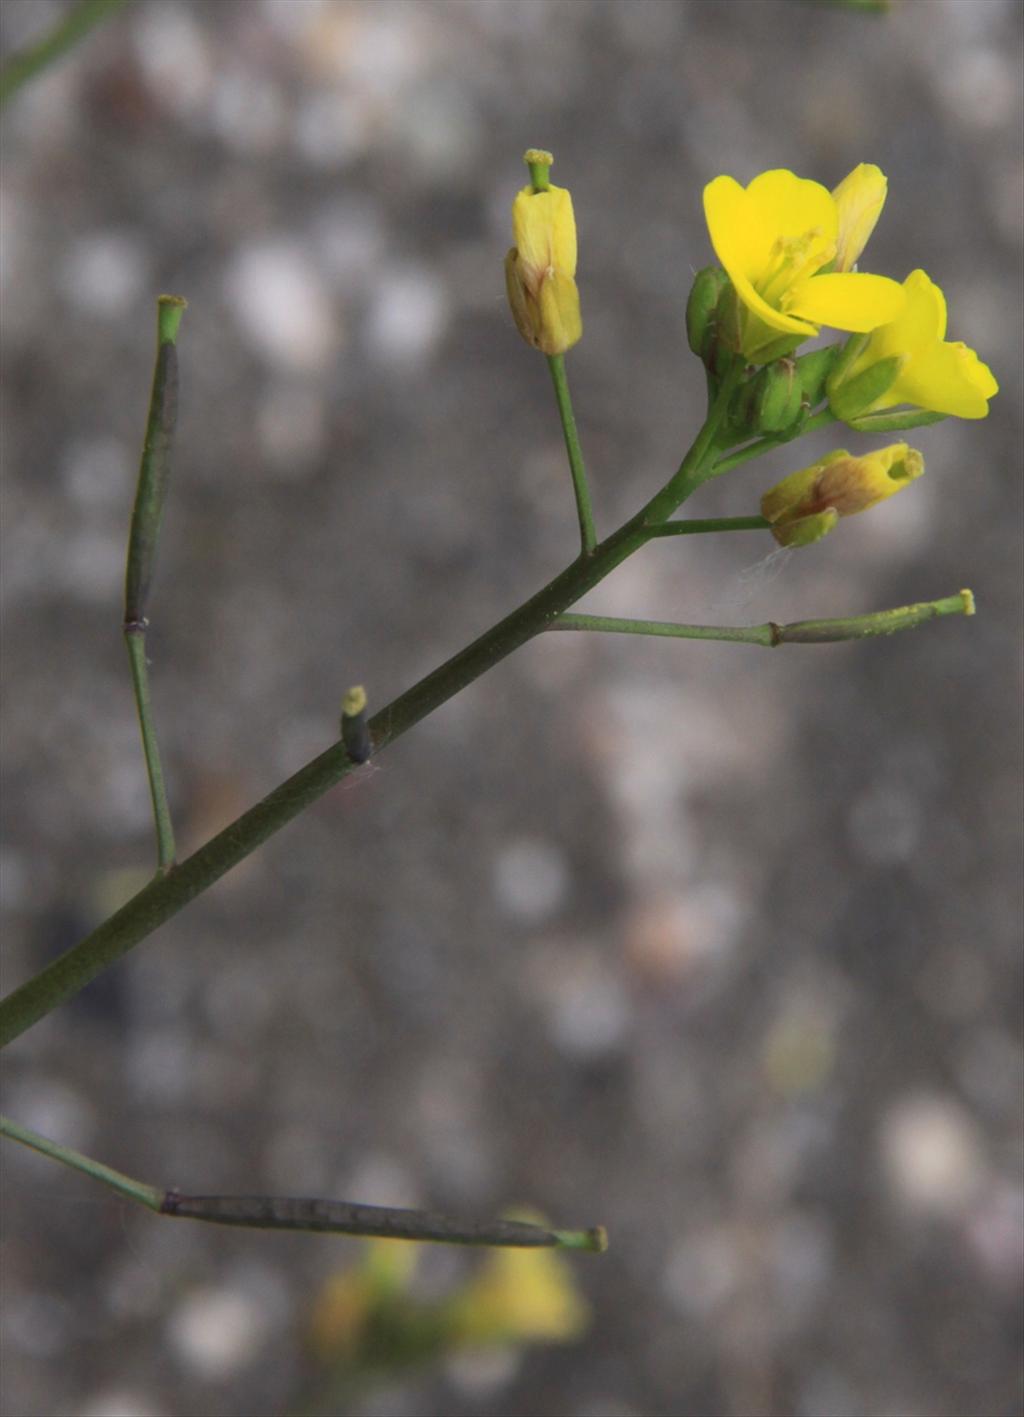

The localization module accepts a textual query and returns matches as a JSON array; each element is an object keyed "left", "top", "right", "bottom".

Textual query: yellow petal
[
  {"left": 890, "top": 341, "right": 999, "bottom": 419},
  {"left": 537, "top": 268, "right": 582, "bottom": 355},
  {"left": 703, "top": 175, "right": 773, "bottom": 284},
  {"left": 730, "top": 267, "right": 822, "bottom": 340},
  {"left": 832, "top": 163, "right": 887, "bottom": 272},
  {"left": 786, "top": 272, "right": 905, "bottom": 331},
  {"left": 860, "top": 269, "right": 947, "bottom": 366},
  {"left": 744, "top": 169, "right": 838, "bottom": 253},
  {"left": 512, "top": 185, "right": 577, "bottom": 280}
]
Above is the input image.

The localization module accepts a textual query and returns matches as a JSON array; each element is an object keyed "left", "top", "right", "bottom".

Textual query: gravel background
[{"left": 2, "top": 2, "right": 1022, "bottom": 1415}]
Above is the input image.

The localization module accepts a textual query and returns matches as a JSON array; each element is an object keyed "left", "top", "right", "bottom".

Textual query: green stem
[
  {"left": 547, "top": 354, "right": 597, "bottom": 556},
  {"left": 712, "top": 408, "right": 838, "bottom": 477},
  {"left": 0, "top": 0, "right": 129, "bottom": 108},
  {"left": 0, "top": 1114, "right": 604, "bottom": 1251},
  {"left": 0, "top": 1113, "right": 161, "bottom": 1210},
  {"left": 124, "top": 296, "right": 186, "bottom": 873},
  {"left": 549, "top": 591, "right": 975, "bottom": 646},
  {"left": 642, "top": 361, "right": 746, "bottom": 521},
  {"left": 124, "top": 631, "right": 176, "bottom": 871},
  {"left": 645, "top": 516, "right": 770, "bottom": 539},
  {"left": 0, "top": 370, "right": 969, "bottom": 1049}
]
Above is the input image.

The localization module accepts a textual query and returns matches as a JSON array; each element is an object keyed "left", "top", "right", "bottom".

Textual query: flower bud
[
  {"left": 793, "top": 346, "right": 838, "bottom": 409},
  {"left": 832, "top": 163, "right": 888, "bottom": 273},
  {"left": 761, "top": 443, "right": 924, "bottom": 548},
  {"left": 686, "top": 265, "right": 730, "bottom": 359},
  {"left": 744, "top": 358, "right": 804, "bottom": 433},
  {"left": 505, "top": 153, "right": 581, "bottom": 357}
]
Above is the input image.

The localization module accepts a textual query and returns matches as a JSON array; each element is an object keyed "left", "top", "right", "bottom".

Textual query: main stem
[{"left": 0, "top": 379, "right": 739, "bottom": 1048}]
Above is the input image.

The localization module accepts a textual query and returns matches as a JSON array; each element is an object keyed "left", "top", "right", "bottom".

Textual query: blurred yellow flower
[
  {"left": 761, "top": 442, "right": 924, "bottom": 547},
  {"left": 838, "top": 269, "right": 999, "bottom": 419},
  {"left": 447, "top": 1232, "right": 590, "bottom": 1346},
  {"left": 703, "top": 167, "right": 904, "bottom": 361}
]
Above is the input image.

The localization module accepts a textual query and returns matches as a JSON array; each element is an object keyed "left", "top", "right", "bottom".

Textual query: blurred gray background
[{"left": 1, "top": 1, "right": 1022, "bottom": 1415}]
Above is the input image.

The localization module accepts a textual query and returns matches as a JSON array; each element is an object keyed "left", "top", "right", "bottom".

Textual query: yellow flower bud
[
  {"left": 832, "top": 163, "right": 888, "bottom": 273},
  {"left": 505, "top": 168, "right": 582, "bottom": 357},
  {"left": 761, "top": 443, "right": 924, "bottom": 547}
]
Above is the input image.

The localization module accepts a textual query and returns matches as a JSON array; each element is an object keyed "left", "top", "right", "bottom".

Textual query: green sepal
[
  {"left": 771, "top": 507, "right": 840, "bottom": 548},
  {"left": 827, "top": 331, "right": 870, "bottom": 388},
  {"left": 686, "top": 266, "right": 730, "bottom": 359},
  {"left": 828, "top": 353, "right": 902, "bottom": 422},
  {"left": 747, "top": 332, "right": 805, "bottom": 366},
  {"left": 847, "top": 408, "right": 949, "bottom": 433}
]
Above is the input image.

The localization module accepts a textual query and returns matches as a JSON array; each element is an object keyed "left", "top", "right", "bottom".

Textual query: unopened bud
[
  {"left": 505, "top": 151, "right": 581, "bottom": 357},
  {"left": 686, "top": 266, "right": 730, "bottom": 359},
  {"left": 761, "top": 443, "right": 924, "bottom": 548},
  {"left": 794, "top": 346, "right": 838, "bottom": 409}
]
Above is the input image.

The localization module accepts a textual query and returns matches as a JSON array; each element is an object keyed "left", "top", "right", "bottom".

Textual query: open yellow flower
[
  {"left": 703, "top": 167, "right": 904, "bottom": 361},
  {"left": 505, "top": 173, "right": 581, "bottom": 357},
  {"left": 838, "top": 269, "right": 998, "bottom": 420},
  {"left": 761, "top": 443, "right": 924, "bottom": 547}
]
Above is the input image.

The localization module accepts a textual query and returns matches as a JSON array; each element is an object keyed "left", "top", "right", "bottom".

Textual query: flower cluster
[
  {"left": 503, "top": 151, "right": 998, "bottom": 552},
  {"left": 701, "top": 163, "right": 997, "bottom": 423},
  {"left": 697, "top": 162, "right": 997, "bottom": 543}
]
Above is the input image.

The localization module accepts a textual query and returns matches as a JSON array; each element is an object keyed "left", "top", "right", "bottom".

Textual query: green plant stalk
[
  {"left": 124, "top": 296, "right": 186, "bottom": 872},
  {"left": 645, "top": 516, "right": 770, "bottom": 538},
  {"left": 0, "top": 0, "right": 130, "bottom": 108},
  {"left": 549, "top": 592, "right": 975, "bottom": 646},
  {"left": 547, "top": 353, "right": 597, "bottom": 556},
  {"left": 124, "top": 632, "right": 175, "bottom": 870},
  {"left": 712, "top": 407, "right": 838, "bottom": 478},
  {"left": 0, "top": 367, "right": 971, "bottom": 1049},
  {"left": 0, "top": 1113, "right": 161, "bottom": 1210},
  {"left": 0, "top": 1114, "right": 605, "bottom": 1251}
]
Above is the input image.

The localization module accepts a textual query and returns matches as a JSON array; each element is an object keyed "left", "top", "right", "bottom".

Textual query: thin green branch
[
  {"left": 711, "top": 408, "right": 838, "bottom": 478},
  {"left": 548, "top": 591, "right": 976, "bottom": 646},
  {"left": 547, "top": 353, "right": 597, "bottom": 556},
  {"left": 645, "top": 516, "right": 770, "bottom": 539},
  {"left": 0, "top": 1115, "right": 605, "bottom": 1252},
  {"left": 0, "top": 0, "right": 130, "bottom": 108},
  {"left": 124, "top": 632, "right": 176, "bottom": 870},
  {"left": 0, "top": 1113, "right": 162, "bottom": 1210},
  {"left": 124, "top": 297, "right": 186, "bottom": 873},
  {"left": 0, "top": 359, "right": 976, "bottom": 1050}
]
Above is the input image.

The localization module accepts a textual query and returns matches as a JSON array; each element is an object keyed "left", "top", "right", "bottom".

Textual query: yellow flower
[
  {"left": 837, "top": 269, "right": 998, "bottom": 419},
  {"left": 447, "top": 1230, "right": 589, "bottom": 1347},
  {"left": 703, "top": 167, "right": 904, "bottom": 361},
  {"left": 832, "top": 163, "right": 888, "bottom": 272},
  {"left": 505, "top": 168, "right": 582, "bottom": 357},
  {"left": 761, "top": 443, "right": 924, "bottom": 547}
]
